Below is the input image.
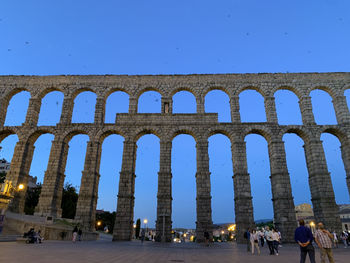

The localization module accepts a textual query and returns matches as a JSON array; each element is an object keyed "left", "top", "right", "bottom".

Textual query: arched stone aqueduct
[{"left": 1, "top": 73, "right": 350, "bottom": 243}]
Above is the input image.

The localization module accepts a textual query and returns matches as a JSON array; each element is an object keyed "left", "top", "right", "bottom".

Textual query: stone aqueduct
[{"left": 1, "top": 73, "right": 350, "bottom": 243}]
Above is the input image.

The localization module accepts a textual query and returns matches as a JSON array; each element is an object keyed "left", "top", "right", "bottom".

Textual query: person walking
[
  {"left": 264, "top": 226, "right": 274, "bottom": 255},
  {"left": 250, "top": 229, "right": 260, "bottom": 255},
  {"left": 332, "top": 231, "right": 338, "bottom": 248},
  {"left": 72, "top": 226, "right": 78, "bottom": 243},
  {"left": 244, "top": 229, "right": 251, "bottom": 252},
  {"left": 78, "top": 228, "right": 82, "bottom": 241},
  {"left": 204, "top": 231, "right": 210, "bottom": 247},
  {"left": 140, "top": 228, "right": 145, "bottom": 243},
  {"left": 294, "top": 219, "right": 316, "bottom": 263},
  {"left": 314, "top": 222, "right": 334, "bottom": 263},
  {"left": 272, "top": 228, "right": 280, "bottom": 255},
  {"left": 340, "top": 231, "right": 348, "bottom": 248}
]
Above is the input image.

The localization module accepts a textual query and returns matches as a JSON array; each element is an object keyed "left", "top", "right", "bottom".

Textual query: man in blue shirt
[{"left": 294, "top": 219, "right": 316, "bottom": 263}]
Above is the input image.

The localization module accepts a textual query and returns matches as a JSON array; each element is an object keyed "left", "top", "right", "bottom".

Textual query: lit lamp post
[
  {"left": 143, "top": 219, "right": 148, "bottom": 238},
  {"left": 96, "top": 220, "right": 102, "bottom": 231},
  {"left": 309, "top": 221, "right": 316, "bottom": 234}
]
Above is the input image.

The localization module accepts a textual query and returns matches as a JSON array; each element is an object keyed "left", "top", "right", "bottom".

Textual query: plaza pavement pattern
[{"left": 1, "top": 236, "right": 349, "bottom": 263}]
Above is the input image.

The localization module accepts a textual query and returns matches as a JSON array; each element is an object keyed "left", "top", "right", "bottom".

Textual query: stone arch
[
  {"left": 37, "top": 87, "right": 65, "bottom": 100},
  {"left": 238, "top": 85, "right": 266, "bottom": 97},
  {"left": 71, "top": 90, "right": 97, "bottom": 123},
  {"left": 204, "top": 89, "right": 232, "bottom": 122},
  {"left": 172, "top": 89, "right": 197, "bottom": 114},
  {"left": 0, "top": 128, "right": 18, "bottom": 143},
  {"left": 170, "top": 86, "right": 197, "bottom": 98},
  {"left": 321, "top": 127, "right": 349, "bottom": 145},
  {"left": 273, "top": 85, "right": 303, "bottom": 99},
  {"left": 309, "top": 85, "right": 337, "bottom": 99},
  {"left": 61, "top": 130, "right": 91, "bottom": 144},
  {"left": 104, "top": 90, "right": 130, "bottom": 123},
  {"left": 104, "top": 87, "right": 130, "bottom": 100},
  {"left": 37, "top": 89, "right": 65, "bottom": 126},
  {"left": 244, "top": 127, "right": 273, "bottom": 144},
  {"left": 273, "top": 88, "right": 303, "bottom": 125},
  {"left": 203, "top": 86, "right": 231, "bottom": 98},
  {"left": 309, "top": 88, "right": 337, "bottom": 125},
  {"left": 170, "top": 128, "right": 198, "bottom": 143},
  {"left": 136, "top": 87, "right": 164, "bottom": 101},
  {"left": 97, "top": 129, "right": 126, "bottom": 144},
  {"left": 134, "top": 128, "right": 162, "bottom": 142},
  {"left": 282, "top": 127, "right": 312, "bottom": 144},
  {"left": 2, "top": 89, "right": 31, "bottom": 126},
  {"left": 238, "top": 87, "right": 267, "bottom": 122}
]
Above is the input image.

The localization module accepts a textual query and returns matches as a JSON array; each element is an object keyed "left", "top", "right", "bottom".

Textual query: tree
[
  {"left": 135, "top": 218, "right": 141, "bottom": 238},
  {"left": 24, "top": 183, "right": 42, "bottom": 215},
  {"left": 61, "top": 183, "right": 78, "bottom": 219},
  {"left": 0, "top": 171, "right": 6, "bottom": 184}
]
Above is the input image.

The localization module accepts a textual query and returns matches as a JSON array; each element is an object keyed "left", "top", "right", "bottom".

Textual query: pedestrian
[
  {"left": 140, "top": 228, "right": 145, "bottom": 243},
  {"left": 250, "top": 229, "right": 260, "bottom": 255},
  {"left": 78, "top": 228, "right": 82, "bottom": 241},
  {"left": 259, "top": 229, "right": 265, "bottom": 247},
  {"left": 340, "top": 231, "right": 348, "bottom": 248},
  {"left": 314, "top": 222, "right": 334, "bottom": 263},
  {"left": 332, "top": 231, "right": 338, "bottom": 248},
  {"left": 294, "top": 219, "right": 316, "bottom": 263},
  {"left": 244, "top": 229, "right": 251, "bottom": 252},
  {"left": 264, "top": 226, "right": 274, "bottom": 255},
  {"left": 204, "top": 231, "right": 210, "bottom": 247},
  {"left": 272, "top": 228, "right": 280, "bottom": 255},
  {"left": 72, "top": 226, "right": 78, "bottom": 243}
]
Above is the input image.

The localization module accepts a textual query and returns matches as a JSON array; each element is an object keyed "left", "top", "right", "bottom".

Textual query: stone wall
[{"left": 1, "top": 73, "right": 349, "bottom": 243}]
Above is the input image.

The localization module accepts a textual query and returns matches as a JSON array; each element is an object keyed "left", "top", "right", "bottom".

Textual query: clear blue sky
[{"left": 1, "top": 1, "right": 350, "bottom": 228}]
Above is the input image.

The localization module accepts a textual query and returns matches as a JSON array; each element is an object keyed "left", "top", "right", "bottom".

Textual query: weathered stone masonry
[{"left": 0, "top": 73, "right": 349, "bottom": 243}]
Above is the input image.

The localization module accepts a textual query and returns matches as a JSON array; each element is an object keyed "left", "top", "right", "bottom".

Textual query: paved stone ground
[{"left": 1, "top": 238, "right": 349, "bottom": 263}]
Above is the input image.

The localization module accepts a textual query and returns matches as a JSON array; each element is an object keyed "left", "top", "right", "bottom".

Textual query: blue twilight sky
[{"left": 1, "top": 1, "right": 350, "bottom": 228}]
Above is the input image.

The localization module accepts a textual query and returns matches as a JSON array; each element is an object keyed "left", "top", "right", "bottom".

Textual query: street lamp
[{"left": 143, "top": 219, "right": 148, "bottom": 235}]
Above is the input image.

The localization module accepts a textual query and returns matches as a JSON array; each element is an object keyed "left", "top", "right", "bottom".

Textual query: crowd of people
[
  {"left": 243, "top": 219, "right": 349, "bottom": 263},
  {"left": 244, "top": 226, "right": 282, "bottom": 255}
]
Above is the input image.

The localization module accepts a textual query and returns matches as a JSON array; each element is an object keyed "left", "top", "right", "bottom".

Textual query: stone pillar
[
  {"left": 155, "top": 140, "right": 172, "bottom": 242},
  {"left": 24, "top": 97, "right": 42, "bottom": 126},
  {"left": 113, "top": 140, "right": 137, "bottom": 241},
  {"left": 268, "top": 139, "right": 297, "bottom": 242},
  {"left": 129, "top": 96, "right": 137, "bottom": 114},
  {"left": 196, "top": 95, "right": 205, "bottom": 114},
  {"left": 59, "top": 96, "right": 74, "bottom": 124},
  {"left": 299, "top": 96, "right": 316, "bottom": 125},
  {"left": 75, "top": 141, "right": 102, "bottom": 231},
  {"left": 195, "top": 139, "right": 213, "bottom": 243},
  {"left": 333, "top": 95, "right": 350, "bottom": 124},
  {"left": 230, "top": 95, "right": 241, "bottom": 123},
  {"left": 303, "top": 139, "right": 342, "bottom": 232},
  {"left": 7, "top": 141, "right": 35, "bottom": 213},
  {"left": 161, "top": 97, "right": 172, "bottom": 114},
  {"left": 231, "top": 138, "right": 255, "bottom": 243},
  {"left": 340, "top": 141, "right": 350, "bottom": 198},
  {"left": 94, "top": 97, "right": 106, "bottom": 124},
  {"left": 264, "top": 96, "right": 278, "bottom": 123},
  {"left": 35, "top": 139, "right": 69, "bottom": 218},
  {"left": 0, "top": 97, "right": 8, "bottom": 126}
]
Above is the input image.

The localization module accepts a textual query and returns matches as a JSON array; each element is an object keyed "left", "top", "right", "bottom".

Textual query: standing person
[
  {"left": 294, "top": 219, "right": 316, "bottom": 263},
  {"left": 259, "top": 229, "right": 265, "bottom": 247},
  {"left": 332, "top": 231, "right": 338, "bottom": 248},
  {"left": 250, "top": 229, "right": 260, "bottom": 255},
  {"left": 140, "top": 228, "right": 145, "bottom": 243},
  {"left": 340, "top": 232, "right": 347, "bottom": 248},
  {"left": 272, "top": 228, "right": 280, "bottom": 256},
  {"left": 314, "top": 222, "right": 334, "bottom": 263},
  {"left": 265, "top": 226, "right": 274, "bottom": 255},
  {"left": 204, "top": 231, "right": 209, "bottom": 247},
  {"left": 72, "top": 226, "right": 78, "bottom": 243},
  {"left": 78, "top": 228, "right": 82, "bottom": 241},
  {"left": 244, "top": 229, "right": 251, "bottom": 252}
]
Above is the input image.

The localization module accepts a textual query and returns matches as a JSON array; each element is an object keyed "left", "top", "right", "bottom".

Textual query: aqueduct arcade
[{"left": 1, "top": 73, "right": 350, "bottom": 243}]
